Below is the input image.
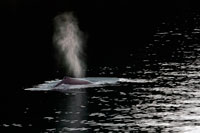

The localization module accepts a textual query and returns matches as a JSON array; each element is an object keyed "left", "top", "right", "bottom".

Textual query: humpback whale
[{"left": 54, "top": 76, "right": 92, "bottom": 87}]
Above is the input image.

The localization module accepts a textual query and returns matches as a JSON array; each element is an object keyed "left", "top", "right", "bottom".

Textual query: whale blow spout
[
  {"left": 54, "top": 76, "right": 92, "bottom": 87},
  {"left": 53, "top": 12, "right": 86, "bottom": 78}
]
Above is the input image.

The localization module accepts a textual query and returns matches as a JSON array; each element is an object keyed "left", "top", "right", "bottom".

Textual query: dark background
[{"left": 1, "top": 0, "right": 199, "bottom": 89}]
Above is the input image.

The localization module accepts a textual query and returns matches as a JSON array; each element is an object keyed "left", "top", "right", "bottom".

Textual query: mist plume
[{"left": 53, "top": 12, "right": 86, "bottom": 78}]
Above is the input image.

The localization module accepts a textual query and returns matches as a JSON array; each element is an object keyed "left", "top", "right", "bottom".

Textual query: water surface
[{"left": 1, "top": 11, "right": 200, "bottom": 133}]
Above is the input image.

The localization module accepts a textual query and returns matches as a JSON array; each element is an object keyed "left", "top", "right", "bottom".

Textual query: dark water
[{"left": 1, "top": 11, "right": 200, "bottom": 133}]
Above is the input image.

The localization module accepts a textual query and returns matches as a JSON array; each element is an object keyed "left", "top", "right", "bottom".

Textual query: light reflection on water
[
  {"left": 84, "top": 61, "right": 199, "bottom": 132},
  {"left": 43, "top": 49, "right": 199, "bottom": 133}
]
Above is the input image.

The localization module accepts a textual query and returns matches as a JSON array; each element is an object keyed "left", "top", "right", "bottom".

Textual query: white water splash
[{"left": 24, "top": 77, "right": 157, "bottom": 91}]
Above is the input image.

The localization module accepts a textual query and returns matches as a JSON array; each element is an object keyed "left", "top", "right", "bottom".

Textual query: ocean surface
[{"left": 1, "top": 11, "right": 200, "bottom": 133}]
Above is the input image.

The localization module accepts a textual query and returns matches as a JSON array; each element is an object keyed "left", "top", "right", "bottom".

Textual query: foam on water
[{"left": 25, "top": 77, "right": 155, "bottom": 91}]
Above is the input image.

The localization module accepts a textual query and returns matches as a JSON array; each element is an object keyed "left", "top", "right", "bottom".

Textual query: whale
[{"left": 54, "top": 76, "right": 92, "bottom": 87}]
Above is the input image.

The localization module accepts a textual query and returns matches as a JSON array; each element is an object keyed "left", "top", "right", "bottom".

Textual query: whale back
[{"left": 54, "top": 77, "right": 92, "bottom": 87}]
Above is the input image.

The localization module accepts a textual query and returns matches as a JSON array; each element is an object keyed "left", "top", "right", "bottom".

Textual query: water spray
[{"left": 53, "top": 12, "right": 86, "bottom": 78}]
